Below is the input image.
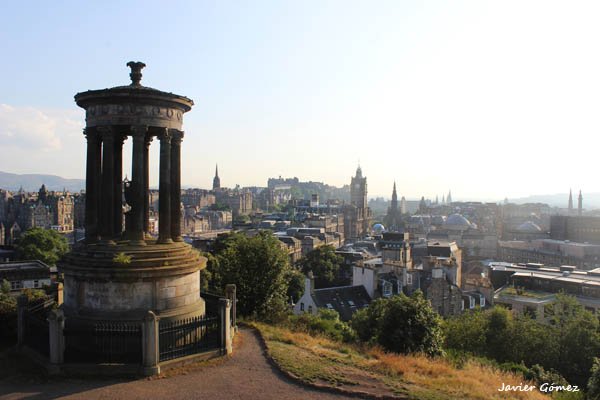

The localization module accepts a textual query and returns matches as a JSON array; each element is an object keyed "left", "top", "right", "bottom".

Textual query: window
[
  {"left": 326, "top": 303, "right": 334, "bottom": 309},
  {"left": 10, "top": 281, "right": 23, "bottom": 290},
  {"left": 300, "top": 303, "right": 304, "bottom": 311},
  {"left": 480, "top": 295, "right": 485, "bottom": 307},
  {"left": 33, "top": 280, "right": 39, "bottom": 288},
  {"left": 308, "top": 305, "right": 313, "bottom": 313},
  {"left": 469, "top": 297, "right": 475, "bottom": 309},
  {"left": 406, "top": 274, "right": 413, "bottom": 285},
  {"left": 383, "top": 283, "right": 392, "bottom": 298}
]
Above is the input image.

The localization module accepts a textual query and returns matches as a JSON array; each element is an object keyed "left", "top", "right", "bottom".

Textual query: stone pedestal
[{"left": 61, "top": 241, "right": 206, "bottom": 324}]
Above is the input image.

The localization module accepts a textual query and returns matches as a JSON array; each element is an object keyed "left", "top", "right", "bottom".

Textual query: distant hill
[
  {"left": 509, "top": 192, "right": 600, "bottom": 210},
  {"left": 0, "top": 171, "right": 85, "bottom": 192}
]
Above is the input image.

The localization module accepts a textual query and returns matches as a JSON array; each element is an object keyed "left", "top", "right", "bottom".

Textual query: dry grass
[{"left": 252, "top": 322, "right": 550, "bottom": 400}]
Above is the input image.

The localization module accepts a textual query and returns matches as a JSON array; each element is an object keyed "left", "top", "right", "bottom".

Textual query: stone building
[
  {"left": 215, "top": 189, "right": 253, "bottom": 217},
  {"left": 550, "top": 215, "right": 600, "bottom": 245},
  {"left": 0, "top": 186, "right": 74, "bottom": 234},
  {"left": 352, "top": 237, "right": 466, "bottom": 316},
  {"left": 343, "top": 166, "right": 372, "bottom": 241},
  {"left": 181, "top": 188, "right": 215, "bottom": 209}
]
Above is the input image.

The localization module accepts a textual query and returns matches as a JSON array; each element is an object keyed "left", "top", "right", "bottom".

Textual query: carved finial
[{"left": 126, "top": 61, "right": 146, "bottom": 86}]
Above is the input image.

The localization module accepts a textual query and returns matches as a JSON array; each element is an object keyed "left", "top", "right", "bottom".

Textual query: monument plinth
[{"left": 60, "top": 62, "right": 206, "bottom": 326}]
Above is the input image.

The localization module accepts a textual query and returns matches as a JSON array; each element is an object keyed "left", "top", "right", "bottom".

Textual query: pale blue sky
[{"left": 1, "top": 1, "right": 600, "bottom": 200}]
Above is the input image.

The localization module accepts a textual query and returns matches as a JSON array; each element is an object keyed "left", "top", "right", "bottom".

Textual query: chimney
[{"left": 305, "top": 271, "right": 315, "bottom": 294}]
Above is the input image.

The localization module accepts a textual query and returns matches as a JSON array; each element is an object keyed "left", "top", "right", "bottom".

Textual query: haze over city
[{"left": 2, "top": 1, "right": 600, "bottom": 200}]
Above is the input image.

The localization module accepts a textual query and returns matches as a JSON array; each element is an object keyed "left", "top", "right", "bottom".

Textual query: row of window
[{"left": 9, "top": 280, "right": 42, "bottom": 290}]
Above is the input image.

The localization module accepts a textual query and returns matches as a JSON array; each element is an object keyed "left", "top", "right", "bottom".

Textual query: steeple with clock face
[{"left": 350, "top": 165, "right": 368, "bottom": 209}]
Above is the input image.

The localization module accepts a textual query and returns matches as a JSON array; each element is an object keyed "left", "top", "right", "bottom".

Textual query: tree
[
  {"left": 285, "top": 268, "right": 305, "bottom": 303},
  {"left": 351, "top": 296, "right": 389, "bottom": 343},
  {"left": 377, "top": 291, "right": 444, "bottom": 356},
  {"left": 210, "top": 202, "right": 230, "bottom": 211},
  {"left": 544, "top": 294, "right": 600, "bottom": 386},
  {"left": 443, "top": 308, "right": 487, "bottom": 355},
  {"left": 14, "top": 228, "right": 69, "bottom": 266},
  {"left": 207, "top": 231, "right": 294, "bottom": 319},
  {"left": 485, "top": 306, "right": 513, "bottom": 362},
  {"left": 298, "top": 245, "right": 346, "bottom": 288},
  {"left": 588, "top": 358, "right": 600, "bottom": 400},
  {"left": 351, "top": 291, "right": 445, "bottom": 356}
]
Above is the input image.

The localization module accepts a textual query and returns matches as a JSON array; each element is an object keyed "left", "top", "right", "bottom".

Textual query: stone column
[
  {"left": 47, "top": 309, "right": 65, "bottom": 366},
  {"left": 98, "top": 126, "right": 115, "bottom": 243},
  {"left": 113, "top": 134, "right": 126, "bottom": 237},
  {"left": 143, "top": 135, "right": 152, "bottom": 236},
  {"left": 219, "top": 298, "right": 232, "bottom": 355},
  {"left": 127, "top": 126, "right": 147, "bottom": 244},
  {"left": 84, "top": 128, "right": 101, "bottom": 242},
  {"left": 16, "top": 294, "right": 28, "bottom": 347},
  {"left": 170, "top": 130, "right": 184, "bottom": 242},
  {"left": 225, "top": 284, "right": 237, "bottom": 331},
  {"left": 141, "top": 311, "right": 160, "bottom": 376},
  {"left": 158, "top": 129, "right": 172, "bottom": 244}
]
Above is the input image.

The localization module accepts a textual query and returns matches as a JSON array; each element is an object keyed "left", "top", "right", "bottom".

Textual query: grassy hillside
[{"left": 253, "top": 322, "right": 550, "bottom": 400}]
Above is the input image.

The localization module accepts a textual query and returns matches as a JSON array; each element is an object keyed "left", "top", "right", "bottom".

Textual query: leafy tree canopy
[
  {"left": 14, "top": 228, "right": 69, "bottom": 266},
  {"left": 444, "top": 294, "right": 600, "bottom": 387},
  {"left": 351, "top": 291, "right": 445, "bottom": 356},
  {"left": 298, "top": 245, "right": 345, "bottom": 288},
  {"left": 206, "top": 231, "right": 294, "bottom": 319}
]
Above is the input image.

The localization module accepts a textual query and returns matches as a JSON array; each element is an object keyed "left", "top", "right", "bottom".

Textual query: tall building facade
[{"left": 343, "top": 166, "right": 372, "bottom": 241}]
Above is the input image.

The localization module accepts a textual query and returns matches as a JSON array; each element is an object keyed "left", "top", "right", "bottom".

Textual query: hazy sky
[{"left": 1, "top": 1, "right": 600, "bottom": 200}]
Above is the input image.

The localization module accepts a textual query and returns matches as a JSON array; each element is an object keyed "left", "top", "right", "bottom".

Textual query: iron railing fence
[
  {"left": 158, "top": 314, "right": 220, "bottom": 362},
  {"left": 64, "top": 321, "right": 142, "bottom": 364}
]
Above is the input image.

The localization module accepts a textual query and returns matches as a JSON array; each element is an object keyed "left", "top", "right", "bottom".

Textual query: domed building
[
  {"left": 506, "top": 220, "right": 548, "bottom": 241},
  {"left": 444, "top": 214, "right": 475, "bottom": 232},
  {"left": 372, "top": 223, "right": 386, "bottom": 235}
]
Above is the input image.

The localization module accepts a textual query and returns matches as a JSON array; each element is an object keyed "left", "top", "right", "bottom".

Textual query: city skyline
[{"left": 2, "top": 1, "right": 600, "bottom": 199}]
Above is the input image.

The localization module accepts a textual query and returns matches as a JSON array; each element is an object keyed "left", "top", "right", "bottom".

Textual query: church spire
[
  {"left": 578, "top": 190, "right": 583, "bottom": 216},
  {"left": 212, "top": 163, "right": 221, "bottom": 190},
  {"left": 568, "top": 188, "right": 573, "bottom": 212}
]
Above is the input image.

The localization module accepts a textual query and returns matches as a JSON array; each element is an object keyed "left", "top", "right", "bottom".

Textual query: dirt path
[{"left": 0, "top": 328, "right": 348, "bottom": 400}]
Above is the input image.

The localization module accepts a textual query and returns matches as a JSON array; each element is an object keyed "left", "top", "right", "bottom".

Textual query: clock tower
[{"left": 350, "top": 165, "right": 368, "bottom": 210}]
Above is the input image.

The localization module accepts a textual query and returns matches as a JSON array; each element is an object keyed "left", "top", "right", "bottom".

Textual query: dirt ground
[{"left": 0, "top": 328, "right": 349, "bottom": 400}]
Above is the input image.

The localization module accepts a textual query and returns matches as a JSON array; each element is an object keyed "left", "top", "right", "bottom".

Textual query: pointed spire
[
  {"left": 578, "top": 190, "right": 583, "bottom": 216},
  {"left": 390, "top": 181, "right": 398, "bottom": 208},
  {"left": 212, "top": 163, "right": 221, "bottom": 190},
  {"left": 568, "top": 188, "right": 573, "bottom": 211}
]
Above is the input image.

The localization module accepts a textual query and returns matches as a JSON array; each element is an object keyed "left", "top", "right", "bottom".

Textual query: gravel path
[{"left": 0, "top": 328, "right": 348, "bottom": 400}]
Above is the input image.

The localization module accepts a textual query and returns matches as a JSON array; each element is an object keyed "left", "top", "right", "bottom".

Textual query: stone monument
[{"left": 60, "top": 62, "right": 206, "bottom": 328}]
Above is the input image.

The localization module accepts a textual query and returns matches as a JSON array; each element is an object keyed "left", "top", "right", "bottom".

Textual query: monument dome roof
[
  {"left": 516, "top": 221, "right": 542, "bottom": 232},
  {"left": 444, "top": 213, "right": 472, "bottom": 227}
]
